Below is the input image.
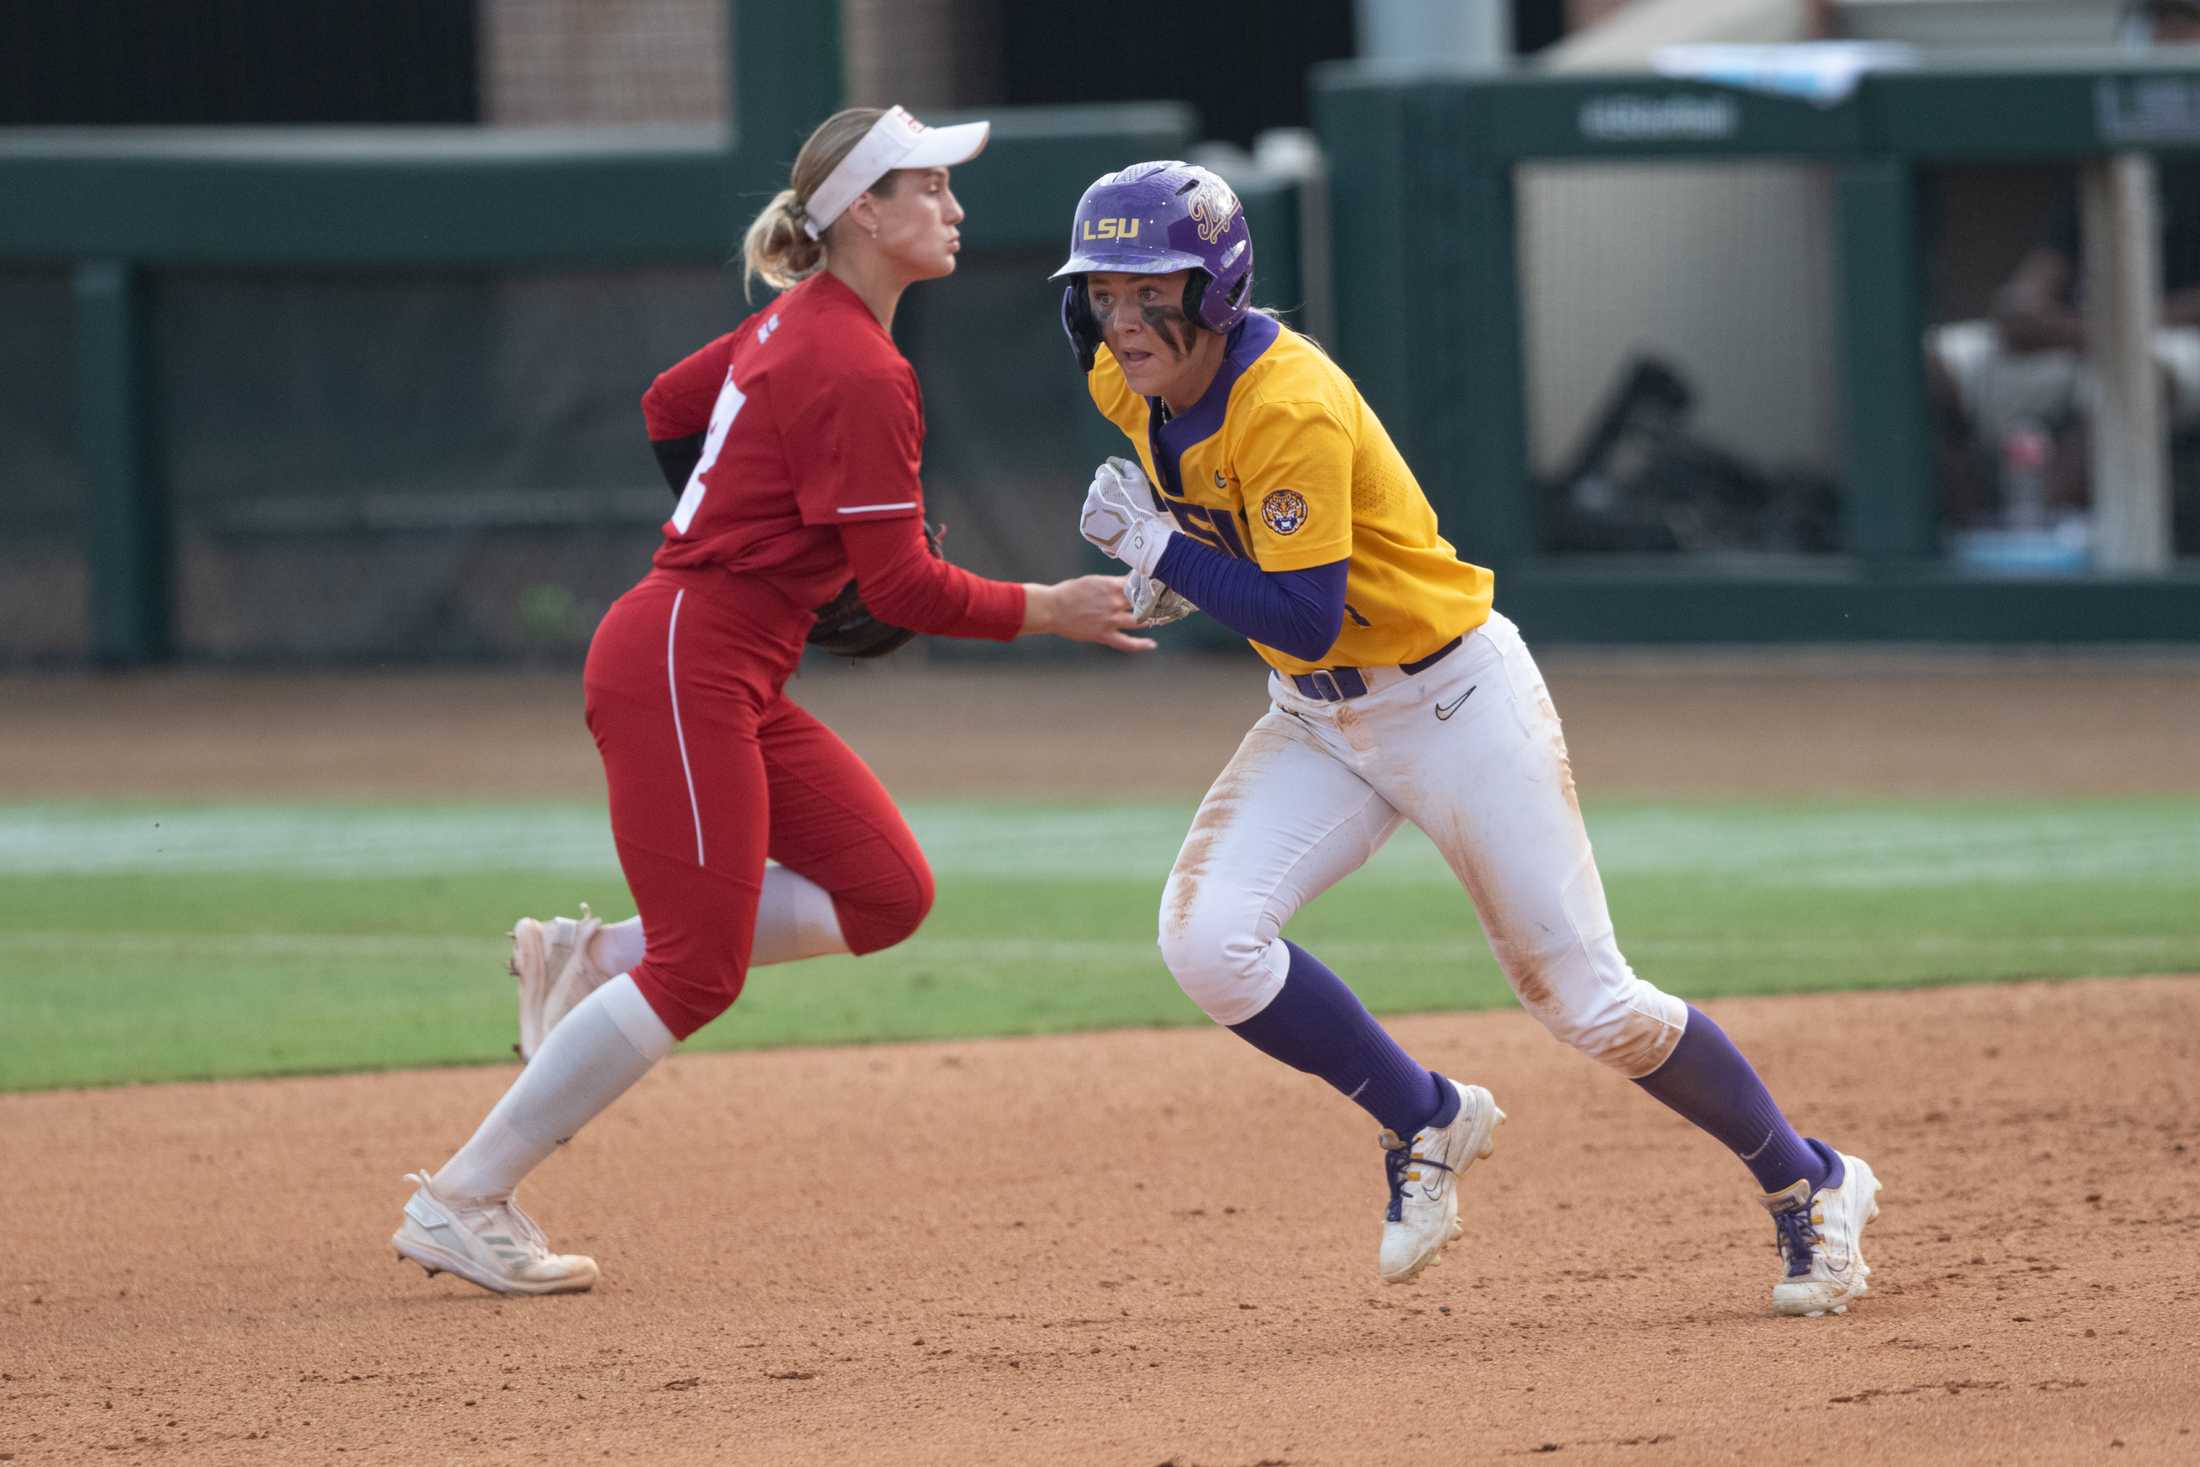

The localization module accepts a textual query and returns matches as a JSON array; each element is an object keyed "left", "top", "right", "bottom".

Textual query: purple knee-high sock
[
  {"left": 1634, "top": 1004, "right": 1837, "bottom": 1195},
  {"left": 1228, "top": 941, "right": 1453, "bottom": 1138}
]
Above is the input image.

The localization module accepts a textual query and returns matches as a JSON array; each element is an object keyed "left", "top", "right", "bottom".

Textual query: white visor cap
[{"left": 800, "top": 105, "right": 990, "bottom": 240}]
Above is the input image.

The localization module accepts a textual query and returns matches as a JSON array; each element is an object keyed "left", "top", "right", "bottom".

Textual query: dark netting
[
  {"left": 10, "top": 254, "right": 1223, "bottom": 665},
  {"left": 159, "top": 265, "right": 739, "bottom": 660},
  {"left": 0, "top": 268, "right": 87, "bottom": 662},
  {"left": 900, "top": 252, "right": 1127, "bottom": 572}
]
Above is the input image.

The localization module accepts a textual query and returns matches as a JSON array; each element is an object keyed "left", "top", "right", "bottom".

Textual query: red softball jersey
[{"left": 640, "top": 270, "right": 1022, "bottom": 638}]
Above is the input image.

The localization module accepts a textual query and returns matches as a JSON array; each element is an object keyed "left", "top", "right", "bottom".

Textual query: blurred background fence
[{"left": 4, "top": 0, "right": 2199, "bottom": 666}]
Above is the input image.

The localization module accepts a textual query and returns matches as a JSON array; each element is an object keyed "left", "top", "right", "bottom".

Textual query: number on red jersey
[{"left": 668, "top": 372, "right": 749, "bottom": 536}]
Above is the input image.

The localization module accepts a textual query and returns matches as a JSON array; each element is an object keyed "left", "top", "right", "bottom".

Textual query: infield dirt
[{"left": 3, "top": 648, "right": 2197, "bottom": 1465}]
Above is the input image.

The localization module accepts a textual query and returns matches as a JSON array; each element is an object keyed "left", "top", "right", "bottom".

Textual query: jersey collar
[
  {"left": 1147, "top": 312, "right": 1280, "bottom": 496},
  {"left": 805, "top": 269, "right": 900, "bottom": 350}
]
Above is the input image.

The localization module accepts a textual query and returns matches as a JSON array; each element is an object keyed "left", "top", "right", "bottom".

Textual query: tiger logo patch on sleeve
[{"left": 1260, "top": 489, "right": 1309, "bottom": 535}]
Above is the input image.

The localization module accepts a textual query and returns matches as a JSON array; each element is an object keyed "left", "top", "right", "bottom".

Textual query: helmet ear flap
[
  {"left": 1181, "top": 268, "right": 1249, "bottom": 333},
  {"left": 1060, "top": 279, "right": 1101, "bottom": 373},
  {"left": 1182, "top": 272, "right": 1209, "bottom": 332}
]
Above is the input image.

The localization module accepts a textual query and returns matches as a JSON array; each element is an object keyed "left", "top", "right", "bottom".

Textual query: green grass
[{"left": 3, "top": 799, "right": 2196, "bottom": 1091}]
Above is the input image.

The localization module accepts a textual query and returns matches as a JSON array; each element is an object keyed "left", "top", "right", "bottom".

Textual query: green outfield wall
[
  {"left": 0, "top": 0, "right": 1267, "bottom": 664},
  {"left": 9, "top": 17, "right": 2200, "bottom": 661}
]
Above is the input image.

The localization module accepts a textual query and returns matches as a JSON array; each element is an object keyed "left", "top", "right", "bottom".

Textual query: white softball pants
[{"left": 1157, "top": 611, "right": 1687, "bottom": 1077}]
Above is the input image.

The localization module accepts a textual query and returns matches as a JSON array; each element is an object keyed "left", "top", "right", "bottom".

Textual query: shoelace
[
  {"left": 567, "top": 904, "right": 603, "bottom": 981},
  {"left": 494, "top": 1196, "right": 551, "bottom": 1252},
  {"left": 411, "top": 1178, "right": 550, "bottom": 1258},
  {"left": 1770, "top": 1204, "right": 1820, "bottom": 1279},
  {"left": 429, "top": 1178, "right": 552, "bottom": 1257},
  {"left": 1383, "top": 1139, "right": 1455, "bottom": 1223}
]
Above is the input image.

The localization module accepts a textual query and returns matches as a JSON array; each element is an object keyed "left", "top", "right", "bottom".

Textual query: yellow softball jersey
[{"left": 1086, "top": 312, "right": 1493, "bottom": 676}]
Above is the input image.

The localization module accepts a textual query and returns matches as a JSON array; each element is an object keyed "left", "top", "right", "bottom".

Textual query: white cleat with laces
[
  {"left": 392, "top": 1170, "right": 599, "bottom": 1296},
  {"left": 508, "top": 905, "right": 602, "bottom": 1062},
  {"left": 1379, "top": 1079, "right": 1505, "bottom": 1284},
  {"left": 1762, "top": 1151, "right": 1881, "bottom": 1318}
]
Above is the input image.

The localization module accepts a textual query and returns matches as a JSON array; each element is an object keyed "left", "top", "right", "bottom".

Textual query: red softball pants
[{"left": 582, "top": 566, "right": 934, "bottom": 1040}]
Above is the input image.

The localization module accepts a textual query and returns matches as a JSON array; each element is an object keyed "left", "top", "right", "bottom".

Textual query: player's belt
[{"left": 1288, "top": 635, "right": 1463, "bottom": 703}]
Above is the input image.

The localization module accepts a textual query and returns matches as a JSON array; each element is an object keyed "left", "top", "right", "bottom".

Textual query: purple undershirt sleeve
[{"left": 1151, "top": 537, "right": 1347, "bottom": 662}]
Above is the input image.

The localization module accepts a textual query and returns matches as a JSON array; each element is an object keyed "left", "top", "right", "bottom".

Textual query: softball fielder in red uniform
[{"left": 393, "top": 107, "right": 1153, "bottom": 1295}]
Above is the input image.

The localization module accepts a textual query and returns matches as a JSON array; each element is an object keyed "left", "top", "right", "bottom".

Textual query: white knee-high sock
[
  {"left": 595, "top": 918, "right": 647, "bottom": 976},
  {"left": 751, "top": 865, "right": 851, "bottom": 965},
  {"left": 434, "top": 974, "right": 676, "bottom": 1201},
  {"left": 591, "top": 865, "right": 848, "bottom": 975}
]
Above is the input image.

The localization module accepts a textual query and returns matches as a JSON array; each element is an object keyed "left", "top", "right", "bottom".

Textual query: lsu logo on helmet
[
  {"left": 1261, "top": 489, "right": 1308, "bottom": 535},
  {"left": 1081, "top": 217, "right": 1141, "bottom": 241},
  {"left": 1188, "top": 176, "right": 1242, "bottom": 245}
]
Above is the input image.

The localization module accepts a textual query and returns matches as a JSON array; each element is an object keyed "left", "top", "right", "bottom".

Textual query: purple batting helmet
[{"left": 1050, "top": 160, "right": 1254, "bottom": 371}]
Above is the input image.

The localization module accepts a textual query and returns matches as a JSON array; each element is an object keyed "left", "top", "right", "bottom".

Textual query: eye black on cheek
[{"left": 1139, "top": 302, "right": 1190, "bottom": 356}]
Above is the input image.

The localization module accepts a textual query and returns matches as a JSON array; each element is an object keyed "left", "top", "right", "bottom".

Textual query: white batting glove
[
  {"left": 1124, "top": 570, "right": 1196, "bottom": 627},
  {"left": 1104, "top": 455, "right": 1155, "bottom": 502},
  {"left": 1079, "top": 457, "right": 1175, "bottom": 577}
]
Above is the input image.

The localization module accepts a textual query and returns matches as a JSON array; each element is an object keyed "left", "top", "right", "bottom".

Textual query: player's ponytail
[
  {"left": 739, "top": 106, "right": 892, "bottom": 300},
  {"left": 740, "top": 188, "right": 822, "bottom": 298}
]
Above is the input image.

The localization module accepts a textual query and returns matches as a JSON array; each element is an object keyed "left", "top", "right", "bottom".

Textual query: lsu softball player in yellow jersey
[
  {"left": 1082, "top": 306, "right": 1491, "bottom": 678},
  {"left": 1055, "top": 161, "right": 1881, "bottom": 1314}
]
